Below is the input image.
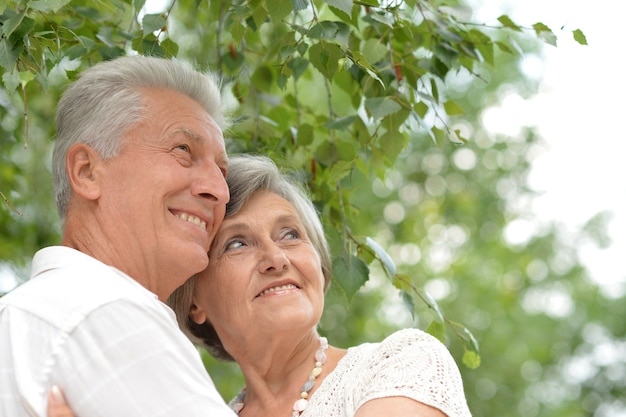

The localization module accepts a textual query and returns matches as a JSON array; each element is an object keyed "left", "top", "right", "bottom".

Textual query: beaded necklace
[{"left": 231, "top": 336, "right": 329, "bottom": 417}]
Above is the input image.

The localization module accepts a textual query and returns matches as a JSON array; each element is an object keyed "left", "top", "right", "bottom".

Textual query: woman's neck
[{"left": 231, "top": 333, "right": 347, "bottom": 417}]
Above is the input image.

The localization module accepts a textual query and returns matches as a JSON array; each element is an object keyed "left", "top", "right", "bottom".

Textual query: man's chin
[{"left": 178, "top": 246, "right": 210, "bottom": 275}]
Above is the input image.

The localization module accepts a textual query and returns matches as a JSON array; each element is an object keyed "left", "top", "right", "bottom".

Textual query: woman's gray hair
[
  {"left": 168, "top": 154, "right": 332, "bottom": 361},
  {"left": 52, "top": 55, "right": 226, "bottom": 221}
]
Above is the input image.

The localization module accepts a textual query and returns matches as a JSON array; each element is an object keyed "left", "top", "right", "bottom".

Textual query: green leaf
[
  {"left": 1, "top": 8, "right": 25, "bottom": 38},
  {"left": 328, "top": 160, "right": 354, "bottom": 183},
  {"left": 476, "top": 42, "right": 494, "bottom": 66},
  {"left": 497, "top": 15, "right": 521, "bottom": 31},
  {"left": 64, "top": 45, "right": 88, "bottom": 61},
  {"left": 251, "top": 3, "right": 269, "bottom": 29},
  {"left": 365, "top": 237, "right": 396, "bottom": 276},
  {"left": 9, "top": 15, "right": 34, "bottom": 41},
  {"left": 352, "top": 116, "right": 371, "bottom": 145},
  {"left": 538, "top": 30, "right": 557, "bottom": 46},
  {"left": 430, "top": 78, "right": 439, "bottom": 103},
  {"left": 132, "top": 36, "right": 160, "bottom": 56},
  {"left": 133, "top": 0, "right": 147, "bottom": 12},
  {"left": 494, "top": 41, "right": 513, "bottom": 54},
  {"left": 377, "top": 128, "right": 407, "bottom": 162},
  {"left": 433, "top": 42, "right": 458, "bottom": 66},
  {"left": 460, "top": 326, "right": 481, "bottom": 368},
  {"left": 142, "top": 13, "right": 166, "bottom": 35},
  {"left": 365, "top": 11, "right": 394, "bottom": 27},
  {"left": 349, "top": 51, "right": 384, "bottom": 87},
  {"left": 324, "top": 0, "right": 353, "bottom": 16},
  {"left": 462, "top": 349, "right": 481, "bottom": 369},
  {"left": 362, "top": 38, "right": 387, "bottom": 65},
  {"left": 443, "top": 100, "right": 464, "bottom": 115},
  {"left": 327, "top": 5, "right": 352, "bottom": 23},
  {"left": 324, "top": 115, "right": 356, "bottom": 130},
  {"left": 364, "top": 96, "right": 401, "bottom": 119},
  {"left": 160, "top": 38, "right": 179, "bottom": 58},
  {"left": 573, "top": 28, "right": 587, "bottom": 45},
  {"left": 308, "top": 21, "right": 350, "bottom": 46},
  {"left": 533, "top": 23, "right": 557, "bottom": 46},
  {"left": 426, "top": 320, "right": 446, "bottom": 343},
  {"left": 418, "top": 288, "right": 444, "bottom": 323},
  {"left": 308, "top": 42, "right": 342, "bottom": 79},
  {"left": 450, "top": 128, "right": 467, "bottom": 143},
  {"left": 29, "top": 0, "right": 71, "bottom": 12},
  {"left": 296, "top": 123, "right": 314, "bottom": 146},
  {"left": 463, "top": 327, "right": 480, "bottom": 353},
  {"left": 222, "top": 47, "right": 244, "bottom": 73},
  {"left": 286, "top": 57, "right": 308, "bottom": 80},
  {"left": 0, "top": 39, "right": 20, "bottom": 70},
  {"left": 399, "top": 289, "right": 415, "bottom": 318},
  {"left": 291, "top": 0, "right": 308, "bottom": 11},
  {"left": 251, "top": 65, "right": 274, "bottom": 92},
  {"left": 532, "top": 22, "right": 551, "bottom": 34},
  {"left": 392, "top": 274, "right": 411, "bottom": 291},
  {"left": 2, "top": 70, "right": 19, "bottom": 91},
  {"left": 18, "top": 70, "right": 34, "bottom": 88},
  {"left": 332, "top": 254, "right": 369, "bottom": 302},
  {"left": 268, "top": 0, "right": 293, "bottom": 23}
]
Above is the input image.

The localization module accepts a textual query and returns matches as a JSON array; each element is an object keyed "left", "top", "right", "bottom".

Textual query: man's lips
[{"left": 174, "top": 211, "right": 208, "bottom": 231}]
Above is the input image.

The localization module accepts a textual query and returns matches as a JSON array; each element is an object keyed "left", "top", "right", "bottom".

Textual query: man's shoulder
[{"left": 1, "top": 246, "right": 166, "bottom": 332}]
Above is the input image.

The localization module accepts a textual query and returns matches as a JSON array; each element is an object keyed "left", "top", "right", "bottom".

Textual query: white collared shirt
[{"left": 0, "top": 246, "right": 235, "bottom": 417}]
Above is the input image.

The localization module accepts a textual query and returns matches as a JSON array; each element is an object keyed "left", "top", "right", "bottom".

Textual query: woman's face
[{"left": 189, "top": 190, "right": 325, "bottom": 347}]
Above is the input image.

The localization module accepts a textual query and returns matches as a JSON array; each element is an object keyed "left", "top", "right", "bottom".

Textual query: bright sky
[{"left": 473, "top": 0, "right": 626, "bottom": 297}]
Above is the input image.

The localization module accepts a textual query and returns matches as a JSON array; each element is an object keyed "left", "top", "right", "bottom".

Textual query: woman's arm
[
  {"left": 356, "top": 397, "right": 447, "bottom": 417},
  {"left": 48, "top": 386, "right": 74, "bottom": 417}
]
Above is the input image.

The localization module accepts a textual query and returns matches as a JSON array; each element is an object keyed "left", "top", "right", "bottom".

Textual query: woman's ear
[
  {"left": 189, "top": 297, "right": 207, "bottom": 325},
  {"left": 66, "top": 143, "right": 102, "bottom": 201}
]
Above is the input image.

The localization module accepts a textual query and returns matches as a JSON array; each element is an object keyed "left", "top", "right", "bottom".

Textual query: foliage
[{"left": 2, "top": 1, "right": 619, "bottom": 416}]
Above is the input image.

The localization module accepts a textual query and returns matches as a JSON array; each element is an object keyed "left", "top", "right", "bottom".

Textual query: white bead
[{"left": 294, "top": 398, "right": 308, "bottom": 412}]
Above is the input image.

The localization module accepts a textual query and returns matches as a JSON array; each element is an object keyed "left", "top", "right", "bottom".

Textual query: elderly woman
[
  {"left": 48, "top": 155, "right": 472, "bottom": 417},
  {"left": 169, "top": 154, "right": 471, "bottom": 417}
]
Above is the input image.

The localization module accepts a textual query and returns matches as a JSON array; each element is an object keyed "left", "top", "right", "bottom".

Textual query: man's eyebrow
[
  {"left": 170, "top": 127, "right": 228, "bottom": 168},
  {"left": 173, "top": 127, "right": 203, "bottom": 143}
]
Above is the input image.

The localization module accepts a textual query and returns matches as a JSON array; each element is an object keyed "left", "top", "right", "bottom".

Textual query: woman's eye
[
  {"left": 225, "top": 239, "right": 245, "bottom": 251},
  {"left": 283, "top": 229, "right": 300, "bottom": 240}
]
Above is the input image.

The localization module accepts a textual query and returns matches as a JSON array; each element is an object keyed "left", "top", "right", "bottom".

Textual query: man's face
[{"left": 96, "top": 87, "right": 229, "bottom": 299}]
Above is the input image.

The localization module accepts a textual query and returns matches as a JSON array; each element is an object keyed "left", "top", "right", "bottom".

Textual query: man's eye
[{"left": 176, "top": 144, "right": 191, "bottom": 153}]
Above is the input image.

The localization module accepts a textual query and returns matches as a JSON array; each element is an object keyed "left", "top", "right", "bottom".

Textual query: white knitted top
[{"left": 301, "top": 328, "right": 472, "bottom": 417}]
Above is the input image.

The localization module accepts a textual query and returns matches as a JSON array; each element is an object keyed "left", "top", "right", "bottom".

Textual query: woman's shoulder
[
  {"left": 343, "top": 327, "right": 455, "bottom": 374},
  {"left": 376, "top": 327, "right": 449, "bottom": 356},
  {"left": 381, "top": 327, "right": 442, "bottom": 345},
  {"left": 353, "top": 328, "right": 471, "bottom": 416}
]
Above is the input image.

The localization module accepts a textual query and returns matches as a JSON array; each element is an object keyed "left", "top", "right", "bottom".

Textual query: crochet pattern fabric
[{"left": 300, "top": 328, "right": 472, "bottom": 417}]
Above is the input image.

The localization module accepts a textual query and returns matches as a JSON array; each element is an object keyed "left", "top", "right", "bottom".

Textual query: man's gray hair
[{"left": 52, "top": 55, "right": 226, "bottom": 221}]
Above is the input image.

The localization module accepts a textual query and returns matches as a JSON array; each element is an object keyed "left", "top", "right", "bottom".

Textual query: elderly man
[{"left": 0, "top": 56, "right": 235, "bottom": 416}]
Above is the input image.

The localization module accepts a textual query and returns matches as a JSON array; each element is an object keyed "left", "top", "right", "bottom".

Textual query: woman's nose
[{"left": 259, "top": 244, "right": 290, "bottom": 273}]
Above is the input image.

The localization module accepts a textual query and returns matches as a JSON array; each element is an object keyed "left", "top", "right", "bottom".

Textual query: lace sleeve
[{"left": 353, "top": 328, "right": 472, "bottom": 417}]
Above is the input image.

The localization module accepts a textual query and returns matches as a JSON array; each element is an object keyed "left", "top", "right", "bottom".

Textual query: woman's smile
[{"left": 256, "top": 283, "right": 299, "bottom": 297}]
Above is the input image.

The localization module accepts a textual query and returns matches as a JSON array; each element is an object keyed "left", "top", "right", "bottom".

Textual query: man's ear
[
  {"left": 189, "top": 297, "right": 208, "bottom": 325},
  {"left": 66, "top": 143, "right": 102, "bottom": 201}
]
